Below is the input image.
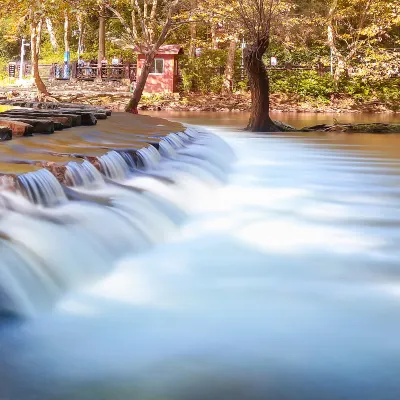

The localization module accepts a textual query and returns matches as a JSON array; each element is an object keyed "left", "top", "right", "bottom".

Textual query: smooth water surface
[
  {"left": 147, "top": 110, "right": 400, "bottom": 128},
  {"left": 1, "top": 113, "right": 400, "bottom": 400}
]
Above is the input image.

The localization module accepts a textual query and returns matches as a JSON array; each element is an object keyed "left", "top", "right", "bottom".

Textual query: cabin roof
[
  {"left": 156, "top": 45, "right": 184, "bottom": 55},
  {"left": 133, "top": 45, "right": 184, "bottom": 55}
]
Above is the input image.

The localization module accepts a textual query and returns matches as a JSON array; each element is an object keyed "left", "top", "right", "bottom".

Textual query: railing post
[{"left": 71, "top": 62, "right": 77, "bottom": 79}]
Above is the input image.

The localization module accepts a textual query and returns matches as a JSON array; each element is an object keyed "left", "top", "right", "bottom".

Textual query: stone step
[
  {"left": 0, "top": 118, "right": 55, "bottom": 134},
  {"left": 1, "top": 111, "right": 82, "bottom": 127},
  {"left": 0, "top": 100, "right": 112, "bottom": 116},
  {"left": 0, "top": 120, "right": 34, "bottom": 137},
  {"left": 0, "top": 113, "right": 72, "bottom": 129}
]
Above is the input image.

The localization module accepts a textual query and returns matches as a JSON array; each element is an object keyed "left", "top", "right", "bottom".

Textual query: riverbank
[{"left": 0, "top": 82, "right": 398, "bottom": 114}]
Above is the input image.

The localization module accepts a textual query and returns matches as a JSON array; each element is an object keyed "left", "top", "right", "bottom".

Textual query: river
[{"left": 1, "top": 111, "right": 400, "bottom": 400}]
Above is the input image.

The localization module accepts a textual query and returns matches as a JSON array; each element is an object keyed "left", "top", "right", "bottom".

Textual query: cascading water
[
  {"left": 18, "top": 169, "right": 67, "bottom": 206},
  {"left": 66, "top": 160, "right": 105, "bottom": 188},
  {"left": 0, "top": 128, "right": 231, "bottom": 317},
  {"left": 98, "top": 150, "right": 131, "bottom": 180}
]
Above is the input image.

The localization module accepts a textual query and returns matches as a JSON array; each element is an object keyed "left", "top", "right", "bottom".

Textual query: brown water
[
  {"left": 0, "top": 113, "right": 183, "bottom": 174},
  {"left": 147, "top": 110, "right": 400, "bottom": 162},
  {"left": 147, "top": 110, "right": 400, "bottom": 129}
]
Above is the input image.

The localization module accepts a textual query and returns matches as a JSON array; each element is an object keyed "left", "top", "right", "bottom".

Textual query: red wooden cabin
[{"left": 136, "top": 45, "right": 184, "bottom": 93}]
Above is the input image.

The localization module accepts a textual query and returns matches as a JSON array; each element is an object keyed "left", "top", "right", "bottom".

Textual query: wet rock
[
  {"left": 0, "top": 127, "right": 12, "bottom": 141},
  {"left": 84, "top": 156, "right": 102, "bottom": 171},
  {"left": 38, "top": 162, "right": 68, "bottom": 185},
  {"left": 0, "top": 174, "right": 18, "bottom": 191},
  {"left": 301, "top": 123, "right": 400, "bottom": 133},
  {"left": 273, "top": 120, "right": 297, "bottom": 132}
]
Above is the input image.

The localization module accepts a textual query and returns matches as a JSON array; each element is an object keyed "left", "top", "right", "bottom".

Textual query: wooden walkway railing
[{"left": 7, "top": 62, "right": 137, "bottom": 82}]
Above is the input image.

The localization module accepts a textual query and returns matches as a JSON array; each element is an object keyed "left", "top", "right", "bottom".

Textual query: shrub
[{"left": 269, "top": 70, "right": 335, "bottom": 100}]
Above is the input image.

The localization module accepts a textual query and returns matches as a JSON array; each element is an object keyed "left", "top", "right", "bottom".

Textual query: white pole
[
  {"left": 19, "top": 38, "right": 25, "bottom": 81},
  {"left": 330, "top": 48, "right": 334, "bottom": 76},
  {"left": 77, "top": 30, "right": 81, "bottom": 60}
]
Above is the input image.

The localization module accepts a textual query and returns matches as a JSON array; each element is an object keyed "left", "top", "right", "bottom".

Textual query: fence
[
  {"left": 7, "top": 62, "right": 137, "bottom": 82},
  {"left": 51, "top": 62, "right": 137, "bottom": 81}
]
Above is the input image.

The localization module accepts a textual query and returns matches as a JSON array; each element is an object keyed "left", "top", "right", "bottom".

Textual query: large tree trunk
[
  {"left": 30, "top": 19, "right": 49, "bottom": 97},
  {"left": 244, "top": 42, "right": 279, "bottom": 132},
  {"left": 125, "top": 52, "right": 156, "bottom": 113},
  {"left": 223, "top": 36, "right": 237, "bottom": 94},
  {"left": 45, "top": 18, "right": 58, "bottom": 50}
]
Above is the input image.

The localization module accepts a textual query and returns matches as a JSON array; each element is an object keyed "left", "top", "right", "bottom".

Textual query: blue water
[{"left": 1, "top": 123, "right": 400, "bottom": 399}]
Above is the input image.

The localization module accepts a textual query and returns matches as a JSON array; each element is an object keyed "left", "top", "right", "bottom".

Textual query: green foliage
[
  {"left": 268, "top": 69, "right": 400, "bottom": 107},
  {"left": 0, "top": 18, "right": 20, "bottom": 61},
  {"left": 270, "top": 70, "right": 335, "bottom": 100},
  {"left": 180, "top": 49, "right": 244, "bottom": 93},
  {"left": 265, "top": 42, "right": 329, "bottom": 66},
  {"left": 180, "top": 49, "right": 227, "bottom": 93},
  {"left": 339, "top": 76, "right": 400, "bottom": 105}
]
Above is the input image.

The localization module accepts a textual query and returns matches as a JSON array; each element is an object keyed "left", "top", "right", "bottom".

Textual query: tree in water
[
  {"left": 106, "top": 0, "right": 190, "bottom": 113},
  {"left": 236, "top": 0, "right": 289, "bottom": 132}
]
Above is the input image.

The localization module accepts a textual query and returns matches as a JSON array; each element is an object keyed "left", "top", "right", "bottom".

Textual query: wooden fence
[{"left": 7, "top": 62, "right": 137, "bottom": 82}]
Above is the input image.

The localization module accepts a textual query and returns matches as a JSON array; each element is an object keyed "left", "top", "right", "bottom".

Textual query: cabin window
[{"left": 150, "top": 58, "right": 164, "bottom": 74}]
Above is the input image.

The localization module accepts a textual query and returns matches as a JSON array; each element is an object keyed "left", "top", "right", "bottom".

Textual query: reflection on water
[
  {"left": 147, "top": 110, "right": 400, "bottom": 128},
  {"left": 1, "top": 113, "right": 400, "bottom": 400}
]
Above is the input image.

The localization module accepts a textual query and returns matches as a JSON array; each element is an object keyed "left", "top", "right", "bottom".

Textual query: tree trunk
[
  {"left": 223, "top": 36, "right": 237, "bottom": 94},
  {"left": 188, "top": 0, "right": 197, "bottom": 58},
  {"left": 125, "top": 52, "right": 156, "bottom": 113},
  {"left": 244, "top": 43, "right": 279, "bottom": 132},
  {"left": 31, "top": 19, "right": 49, "bottom": 97},
  {"left": 77, "top": 13, "right": 85, "bottom": 53},
  {"left": 333, "top": 55, "right": 346, "bottom": 81},
  {"left": 189, "top": 23, "right": 197, "bottom": 58},
  {"left": 36, "top": 19, "right": 43, "bottom": 57},
  {"left": 64, "top": 11, "right": 70, "bottom": 53},
  {"left": 327, "top": 0, "right": 345, "bottom": 82},
  {"left": 211, "top": 23, "right": 218, "bottom": 50},
  {"left": 97, "top": 7, "right": 106, "bottom": 80},
  {"left": 45, "top": 18, "right": 58, "bottom": 51}
]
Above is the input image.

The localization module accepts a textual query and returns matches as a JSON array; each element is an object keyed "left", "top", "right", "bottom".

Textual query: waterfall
[
  {"left": 136, "top": 145, "right": 162, "bottom": 169},
  {"left": 159, "top": 139, "right": 178, "bottom": 158},
  {"left": 98, "top": 151, "right": 131, "bottom": 180},
  {"left": 17, "top": 169, "right": 67, "bottom": 207},
  {"left": 66, "top": 160, "right": 105, "bottom": 188},
  {"left": 0, "top": 127, "right": 233, "bottom": 317},
  {"left": 118, "top": 151, "right": 136, "bottom": 168}
]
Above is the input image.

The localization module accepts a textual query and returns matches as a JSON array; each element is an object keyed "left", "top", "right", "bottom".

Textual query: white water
[{"left": 0, "top": 126, "right": 400, "bottom": 399}]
